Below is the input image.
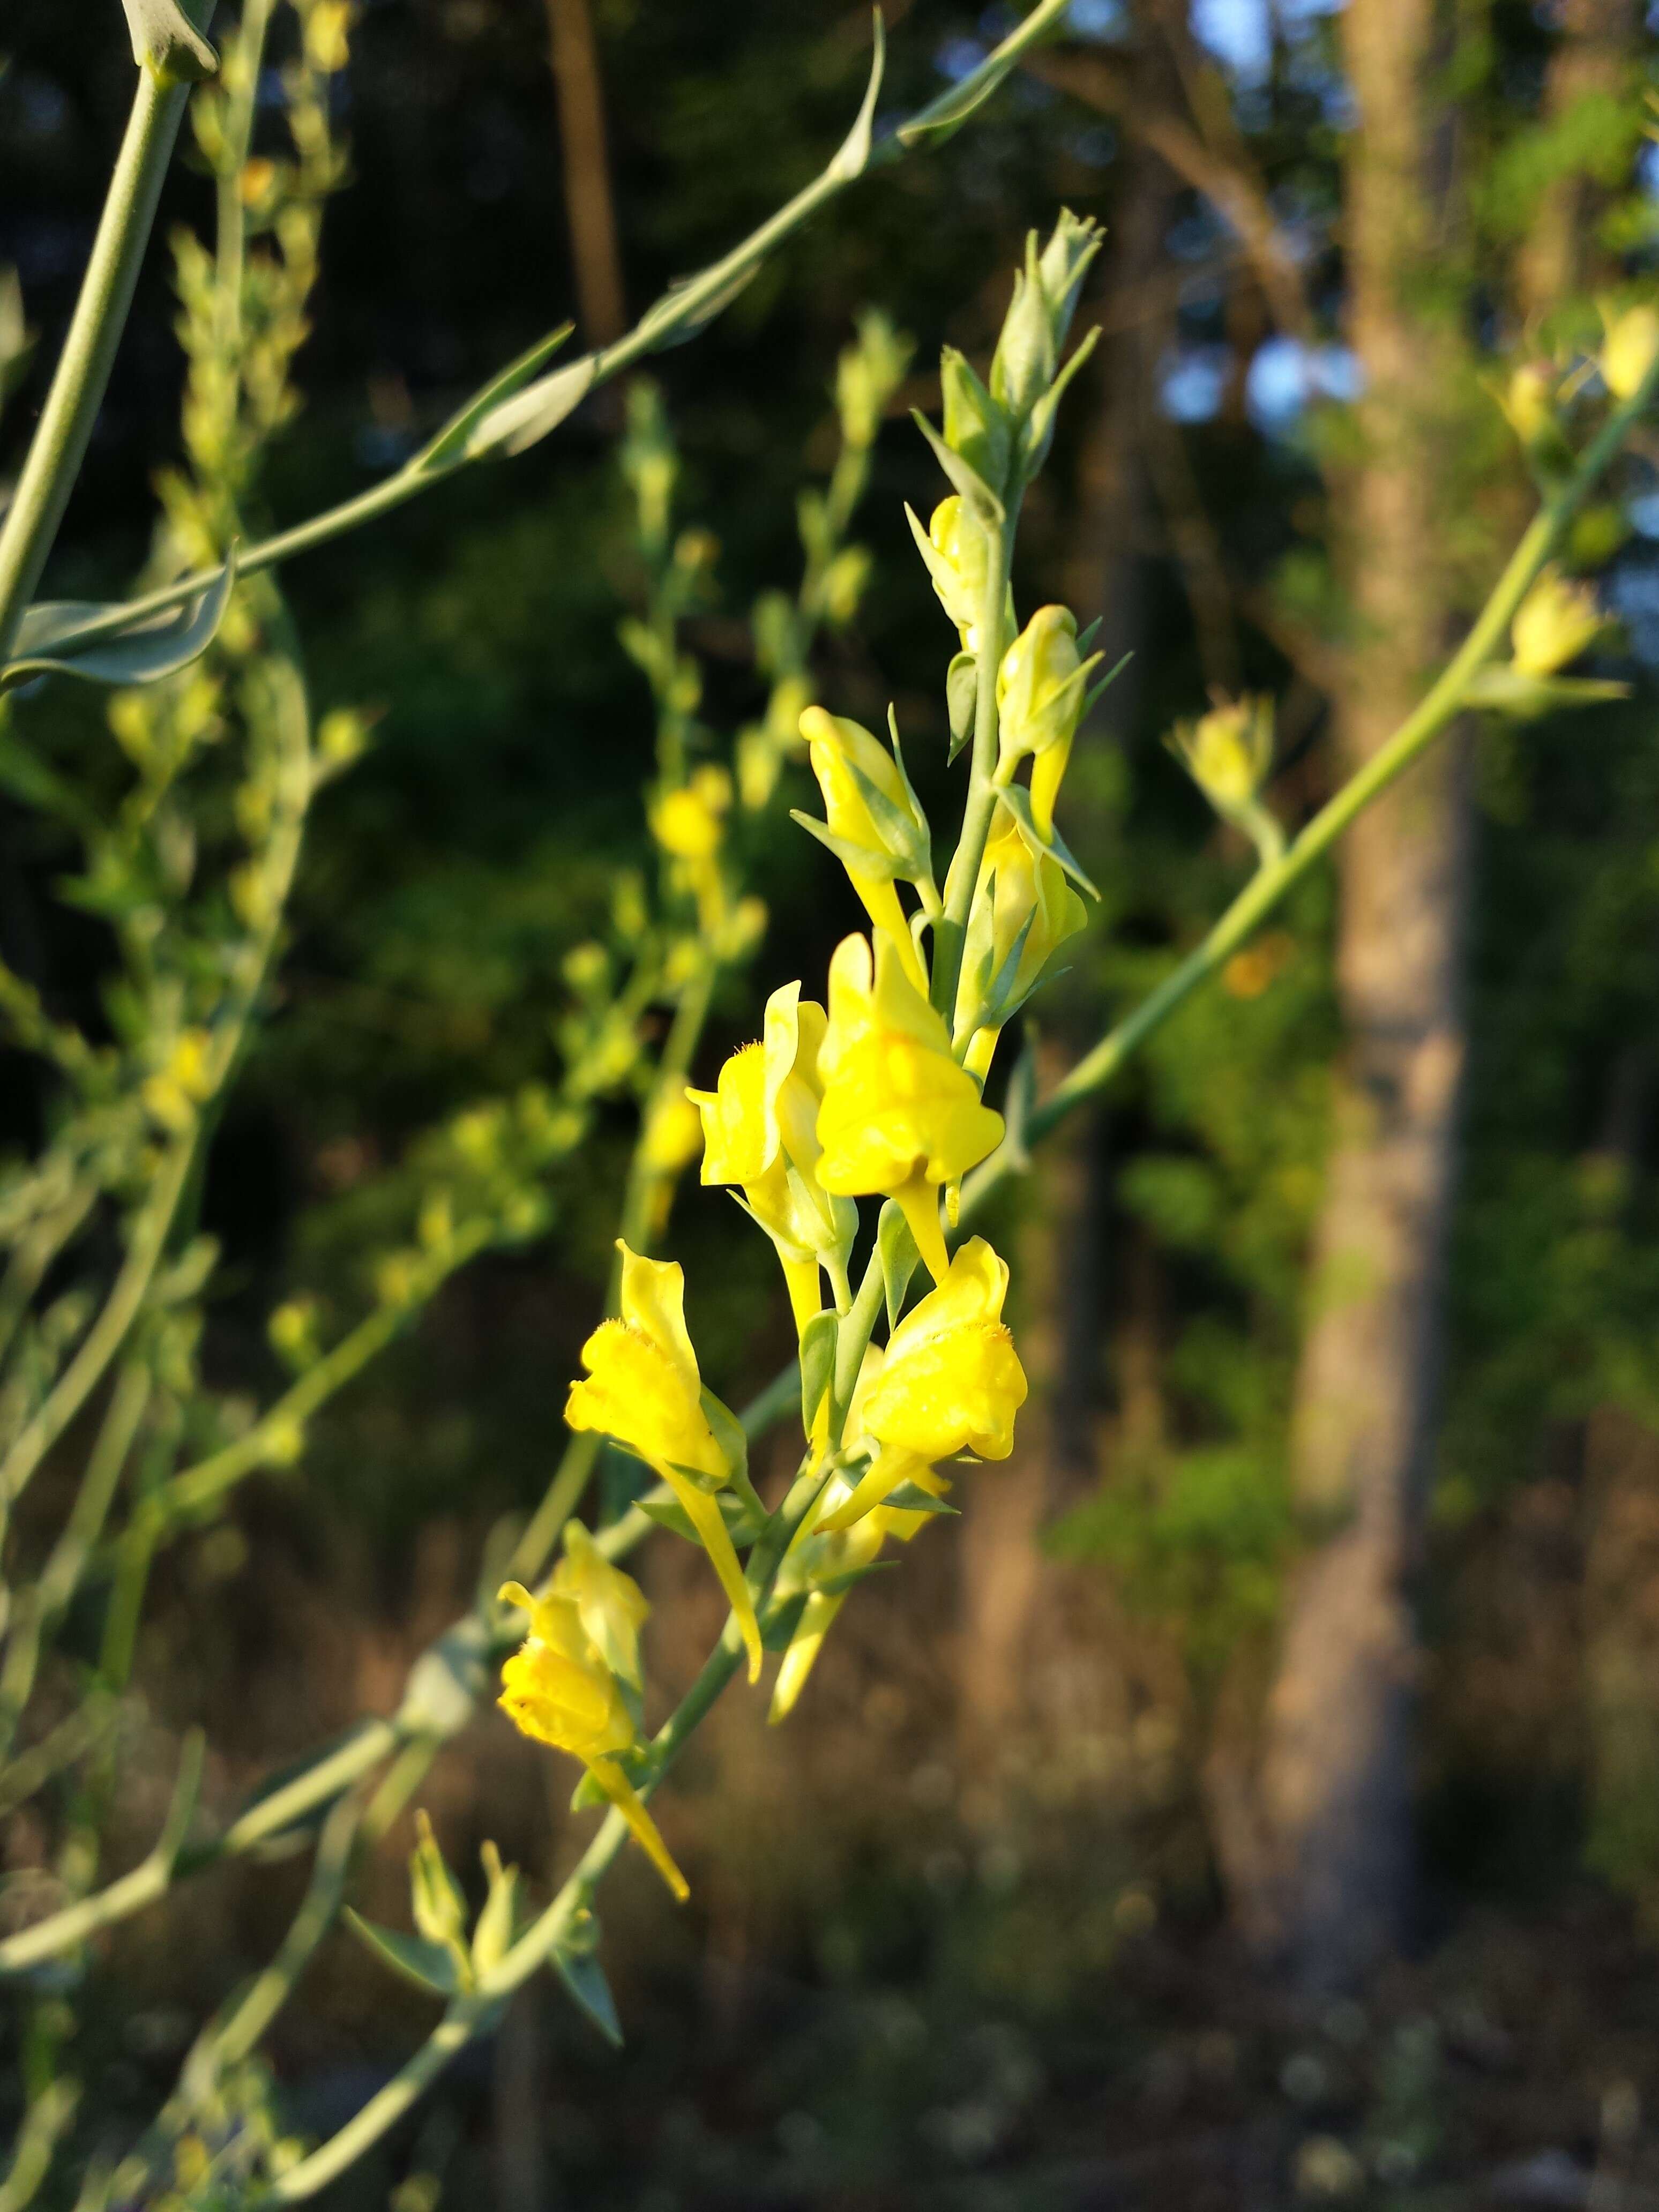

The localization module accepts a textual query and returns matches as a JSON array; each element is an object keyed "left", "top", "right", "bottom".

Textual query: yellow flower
[
  {"left": 1511, "top": 566, "right": 1606, "bottom": 677},
  {"left": 798, "top": 707, "right": 932, "bottom": 995},
  {"left": 817, "top": 1238, "right": 1027, "bottom": 1531},
  {"left": 688, "top": 983, "right": 852, "bottom": 1331},
  {"left": 1602, "top": 304, "right": 1659, "bottom": 402},
  {"left": 649, "top": 765, "right": 733, "bottom": 935},
  {"left": 959, "top": 814, "right": 1088, "bottom": 1079},
  {"left": 996, "top": 605, "right": 1088, "bottom": 836},
  {"left": 564, "top": 1243, "right": 762, "bottom": 1679},
  {"left": 304, "top": 0, "right": 353, "bottom": 74},
  {"left": 814, "top": 935, "right": 1004, "bottom": 1284},
  {"left": 551, "top": 1521, "right": 651, "bottom": 1693},
  {"left": 497, "top": 1579, "right": 688, "bottom": 1900},
  {"left": 639, "top": 1093, "right": 703, "bottom": 1178}
]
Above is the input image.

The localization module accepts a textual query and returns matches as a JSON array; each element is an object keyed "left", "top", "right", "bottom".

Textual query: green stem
[
  {"left": 27, "top": 0, "right": 1074, "bottom": 667},
  {"left": 0, "top": 69, "right": 193, "bottom": 660}
]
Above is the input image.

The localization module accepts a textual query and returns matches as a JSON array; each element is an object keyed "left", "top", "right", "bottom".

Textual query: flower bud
[
  {"left": 990, "top": 210, "right": 1104, "bottom": 422},
  {"left": 409, "top": 1811, "right": 469, "bottom": 1962},
  {"left": 910, "top": 495, "right": 993, "bottom": 649},
  {"left": 835, "top": 308, "right": 913, "bottom": 449},
  {"left": 996, "top": 606, "right": 1085, "bottom": 766},
  {"left": 1602, "top": 304, "right": 1659, "bottom": 402},
  {"left": 1167, "top": 695, "right": 1274, "bottom": 819},
  {"left": 940, "top": 348, "right": 1011, "bottom": 496},
  {"left": 798, "top": 708, "right": 934, "bottom": 995},
  {"left": 1511, "top": 566, "right": 1606, "bottom": 676}
]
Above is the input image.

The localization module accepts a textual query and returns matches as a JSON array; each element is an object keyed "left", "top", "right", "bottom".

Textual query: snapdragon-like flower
[
  {"left": 551, "top": 1520, "right": 650, "bottom": 1692},
  {"left": 817, "top": 1238, "right": 1027, "bottom": 1531},
  {"left": 688, "top": 983, "right": 854, "bottom": 1329},
  {"left": 996, "top": 604, "right": 1088, "bottom": 838},
  {"left": 497, "top": 1578, "right": 689, "bottom": 1900},
  {"left": 815, "top": 933, "right": 1004, "bottom": 1284},
  {"left": 565, "top": 1242, "right": 761, "bottom": 1679},
  {"left": 798, "top": 706, "right": 933, "bottom": 993},
  {"left": 959, "top": 814, "right": 1088, "bottom": 1078}
]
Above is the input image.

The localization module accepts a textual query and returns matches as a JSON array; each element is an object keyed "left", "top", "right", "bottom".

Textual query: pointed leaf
[
  {"left": 827, "top": 11, "right": 887, "bottom": 182},
  {"left": 813, "top": 1559, "right": 898, "bottom": 1598},
  {"left": 946, "top": 652, "right": 979, "bottom": 764},
  {"left": 551, "top": 1944, "right": 624, "bottom": 2047},
  {"left": 1081, "top": 648, "right": 1133, "bottom": 722},
  {"left": 481, "top": 354, "right": 599, "bottom": 459},
  {"left": 637, "top": 1488, "right": 765, "bottom": 1549},
  {"left": 410, "top": 324, "right": 575, "bottom": 472},
  {"left": 994, "top": 781, "right": 1100, "bottom": 899},
  {"left": 880, "top": 1480, "right": 959, "bottom": 1516},
  {"left": 343, "top": 1912, "right": 464, "bottom": 1998},
  {"left": 799, "top": 1309, "right": 839, "bottom": 1437},
  {"left": 789, "top": 808, "right": 901, "bottom": 883},
  {"left": 1020, "top": 325, "right": 1101, "bottom": 473},
  {"left": 910, "top": 410, "right": 1004, "bottom": 526},
  {"left": 877, "top": 1200, "right": 920, "bottom": 1332},
  {"left": 3, "top": 553, "right": 237, "bottom": 694}
]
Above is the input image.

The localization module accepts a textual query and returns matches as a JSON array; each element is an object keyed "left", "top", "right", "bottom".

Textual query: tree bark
[
  {"left": 1210, "top": 0, "right": 1473, "bottom": 1987},
  {"left": 1515, "top": 0, "right": 1638, "bottom": 323},
  {"left": 543, "top": 0, "right": 627, "bottom": 350}
]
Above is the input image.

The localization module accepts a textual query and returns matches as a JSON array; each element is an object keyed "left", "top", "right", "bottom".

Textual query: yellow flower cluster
[{"left": 497, "top": 1562, "right": 687, "bottom": 1900}]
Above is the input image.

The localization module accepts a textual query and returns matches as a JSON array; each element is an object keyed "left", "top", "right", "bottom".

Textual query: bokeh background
[{"left": 8, "top": 0, "right": 1659, "bottom": 2204}]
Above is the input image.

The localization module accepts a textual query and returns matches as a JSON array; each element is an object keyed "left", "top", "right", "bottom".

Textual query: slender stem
[
  {"left": 0, "top": 1360, "right": 151, "bottom": 1768},
  {"left": 0, "top": 69, "right": 193, "bottom": 660},
  {"left": 26, "top": 0, "right": 1075, "bottom": 667}
]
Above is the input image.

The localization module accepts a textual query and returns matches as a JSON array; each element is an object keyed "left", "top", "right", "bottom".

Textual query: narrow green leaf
[
  {"left": 798, "top": 1309, "right": 839, "bottom": 1436},
  {"left": 343, "top": 1912, "right": 463, "bottom": 1998},
  {"left": 2, "top": 552, "right": 237, "bottom": 694},
  {"left": 551, "top": 1945, "right": 624, "bottom": 2047},
  {"left": 813, "top": 1560, "right": 898, "bottom": 1598},
  {"left": 410, "top": 324, "right": 574, "bottom": 473},
  {"left": 880, "top": 1481, "right": 959, "bottom": 1516},
  {"left": 910, "top": 410, "right": 1005, "bottom": 526},
  {"left": 877, "top": 1200, "right": 920, "bottom": 1332},
  {"left": 826, "top": 11, "right": 888, "bottom": 183},
  {"left": 945, "top": 652, "right": 978, "bottom": 764},
  {"left": 477, "top": 354, "right": 599, "bottom": 460},
  {"left": 994, "top": 781, "right": 1100, "bottom": 899},
  {"left": 788, "top": 808, "right": 901, "bottom": 883}
]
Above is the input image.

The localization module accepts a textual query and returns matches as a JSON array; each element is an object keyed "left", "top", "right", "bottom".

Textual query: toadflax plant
[{"left": 0, "top": 1, "right": 1656, "bottom": 2201}]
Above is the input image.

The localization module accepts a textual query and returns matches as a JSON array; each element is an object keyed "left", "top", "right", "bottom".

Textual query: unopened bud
[
  {"left": 1511, "top": 566, "right": 1606, "bottom": 676},
  {"left": 799, "top": 708, "right": 932, "bottom": 886},
  {"left": 941, "top": 348, "right": 1011, "bottom": 496},
  {"left": 996, "top": 606, "right": 1085, "bottom": 768},
  {"left": 1602, "top": 304, "right": 1659, "bottom": 402},
  {"left": 910, "top": 495, "right": 993, "bottom": 648},
  {"left": 1167, "top": 696, "right": 1275, "bottom": 818}
]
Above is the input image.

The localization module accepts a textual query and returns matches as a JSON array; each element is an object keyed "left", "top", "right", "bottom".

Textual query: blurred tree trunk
[
  {"left": 1209, "top": 0, "right": 1473, "bottom": 1987},
  {"left": 543, "top": 0, "right": 627, "bottom": 349}
]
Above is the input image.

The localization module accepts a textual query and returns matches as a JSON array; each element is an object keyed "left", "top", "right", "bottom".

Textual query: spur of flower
[
  {"left": 564, "top": 1242, "right": 763, "bottom": 1680},
  {"left": 817, "top": 1237, "right": 1027, "bottom": 1531},
  {"left": 497, "top": 1574, "right": 688, "bottom": 1900},
  {"left": 814, "top": 932, "right": 1004, "bottom": 1284},
  {"left": 687, "top": 982, "right": 855, "bottom": 1330}
]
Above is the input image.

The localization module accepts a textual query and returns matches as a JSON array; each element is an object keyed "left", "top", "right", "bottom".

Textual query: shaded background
[{"left": 8, "top": 0, "right": 1659, "bottom": 2203}]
